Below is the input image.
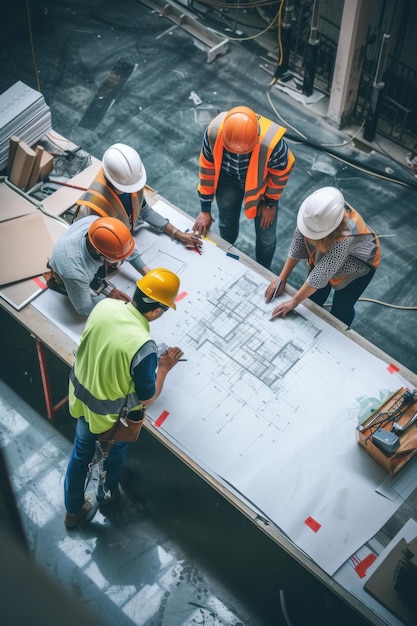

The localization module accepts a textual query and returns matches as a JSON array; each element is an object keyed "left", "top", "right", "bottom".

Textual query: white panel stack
[{"left": 0, "top": 81, "right": 52, "bottom": 172}]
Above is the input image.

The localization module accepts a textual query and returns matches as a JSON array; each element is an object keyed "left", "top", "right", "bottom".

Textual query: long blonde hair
[{"left": 307, "top": 215, "right": 349, "bottom": 253}]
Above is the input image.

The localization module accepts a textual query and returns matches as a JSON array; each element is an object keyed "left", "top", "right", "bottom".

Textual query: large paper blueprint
[{"left": 33, "top": 199, "right": 412, "bottom": 575}]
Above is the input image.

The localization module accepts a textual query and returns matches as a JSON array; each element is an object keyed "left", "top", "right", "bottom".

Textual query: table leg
[{"left": 34, "top": 338, "right": 68, "bottom": 419}]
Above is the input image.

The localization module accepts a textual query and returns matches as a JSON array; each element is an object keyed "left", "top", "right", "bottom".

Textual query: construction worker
[
  {"left": 265, "top": 186, "right": 380, "bottom": 327},
  {"left": 193, "top": 105, "right": 295, "bottom": 269},
  {"left": 76, "top": 142, "right": 202, "bottom": 274},
  {"left": 64, "top": 268, "right": 183, "bottom": 528},
  {"left": 48, "top": 215, "right": 134, "bottom": 316}
]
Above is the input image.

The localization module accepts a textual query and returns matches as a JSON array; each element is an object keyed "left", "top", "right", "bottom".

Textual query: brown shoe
[{"left": 64, "top": 499, "right": 95, "bottom": 529}]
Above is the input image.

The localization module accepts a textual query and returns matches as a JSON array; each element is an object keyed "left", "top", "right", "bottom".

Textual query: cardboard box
[
  {"left": 365, "top": 537, "right": 417, "bottom": 625},
  {"left": 356, "top": 388, "right": 417, "bottom": 475},
  {"left": 0, "top": 211, "right": 55, "bottom": 285}
]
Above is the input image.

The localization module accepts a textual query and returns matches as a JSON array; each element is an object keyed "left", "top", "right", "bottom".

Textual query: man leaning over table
[
  {"left": 75, "top": 142, "right": 202, "bottom": 274},
  {"left": 47, "top": 215, "right": 134, "bottom": 316},
  {"left": 192, "top": 105, "right": 294, "bottom": 269}
]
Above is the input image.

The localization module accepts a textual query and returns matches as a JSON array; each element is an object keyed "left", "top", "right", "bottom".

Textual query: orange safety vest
[
  {"left": 305, "top": 203, "right": 381, "bottom": 288},
  {"left": 198, "top": 112, "right": 295, "bottom": 218},
  {"left": 76, "top": 168, "right": 142, "bottom": 231}
]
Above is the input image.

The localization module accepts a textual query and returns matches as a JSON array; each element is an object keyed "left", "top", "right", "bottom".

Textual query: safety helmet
[
  {"left": 102, "top": 143, "right": 147, "bottom": 193},
  {"left": 88, "top": 217, "right": 135, "bottom": 260},
  {"left": 297, "top": 187, "right": 345, "bottom": 239},
  {"left": 136, "top": 268, "right": 180, "bottom": 310},
  {"left": 222, "top": 106, "right": 259, "bottom": 154}
]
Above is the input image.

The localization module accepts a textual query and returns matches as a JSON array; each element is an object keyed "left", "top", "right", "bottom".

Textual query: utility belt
[
  {"left": 44, "top": 261, "right": 68, "bottom": 295},
  {"left": 44, "top": 261, "right": 117, "bottom": 297},
  {"left": 99, "top": 407, "right": 145, "bottom": 443},
  {"left": 84, "top": 407, "right": 145, "bottom": 502}
]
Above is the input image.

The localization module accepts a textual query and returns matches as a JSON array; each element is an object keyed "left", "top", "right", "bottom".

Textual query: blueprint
[{"left": 33, "top": 199, "right": 412, "bottom": 575}]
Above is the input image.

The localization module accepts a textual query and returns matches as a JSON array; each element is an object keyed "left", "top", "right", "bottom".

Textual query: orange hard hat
[
  {"left": 222, "top": 106, "right": 259, "bottom": 153},
  {"left": 88, "top": 217, "right": 135, "bottom": 260}
]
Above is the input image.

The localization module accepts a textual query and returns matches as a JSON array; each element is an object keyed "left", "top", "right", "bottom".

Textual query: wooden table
[{"left": 1, "top": 179, "right": 417, "bottom": 626}]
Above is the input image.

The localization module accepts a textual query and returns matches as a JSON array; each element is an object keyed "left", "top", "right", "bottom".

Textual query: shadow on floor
[{"left": 0, "top": 310, "right": 369, "bottom": 625}]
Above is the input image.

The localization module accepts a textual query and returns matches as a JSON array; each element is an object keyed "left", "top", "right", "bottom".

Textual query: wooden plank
[
  {"left": 27, "top": 145, "right": 44, "bottom": 189},
  {"left": 38, "top": 149, "right": 54, "bottom": 180},
  {"left": 8, "top": 140, "right": 36, "bottom": 189},
  {"left": 7, "top": 135, "right": 20, "bottom": 176}
]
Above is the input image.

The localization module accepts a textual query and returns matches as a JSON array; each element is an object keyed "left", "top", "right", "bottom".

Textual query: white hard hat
[
  {"left": 297, "top": 186, "right": 345, "bottom": 239},
  {"left": 102, "top": 143, "right": 147, "bottom": 193}
]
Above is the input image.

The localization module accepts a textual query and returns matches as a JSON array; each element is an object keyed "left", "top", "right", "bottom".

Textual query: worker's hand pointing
[
  {"left": 270, "top": 297, "right": 297, "bottom": 320},
  {"left": 192, "top": 212, "right": 213, "bottom": 238}
]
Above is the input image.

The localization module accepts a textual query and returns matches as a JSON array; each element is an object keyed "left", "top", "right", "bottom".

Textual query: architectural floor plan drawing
[{"left": 33, "top": 199, "right": 412, "bottom": 575}]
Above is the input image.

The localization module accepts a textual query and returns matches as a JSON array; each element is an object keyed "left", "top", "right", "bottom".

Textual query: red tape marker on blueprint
[
  {"left": 387, "top": 363, "right": 400, "bottom": 373},
  {"left": 353, "top": 553, "right": 377, "bottom": 578},
  {"left": 155, "top": 410, "right": 169, "bottom": 427},
  {"left": 304, "top": 516, "right": 321, "bottom": 533},
  {"left": 175, "top": 291, "right": 187, "bottom": 302},
  {"left": 33, "top": 277, "right": 47, "bottom": 289}
]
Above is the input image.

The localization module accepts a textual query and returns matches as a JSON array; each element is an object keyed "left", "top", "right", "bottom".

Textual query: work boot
[{"left": 64, "top": 499, "right": 95, "bottom": 529}]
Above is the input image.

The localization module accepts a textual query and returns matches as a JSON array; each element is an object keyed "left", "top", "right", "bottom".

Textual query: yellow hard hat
[{"left": 136, "top": 268, "right": 180, "bottom": 310}]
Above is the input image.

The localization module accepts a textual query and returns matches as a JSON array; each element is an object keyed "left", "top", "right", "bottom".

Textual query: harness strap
[{"left": 84, "top": 439, "right": 113, "bottom": 500}]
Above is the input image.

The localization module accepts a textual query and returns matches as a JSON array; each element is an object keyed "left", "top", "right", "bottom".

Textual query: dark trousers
[
  {"left": 216, "top": 171, "right": 278, "bottom": 269},
  {"left": 309, "top": 269, "right": 376, "bottom": 327}
]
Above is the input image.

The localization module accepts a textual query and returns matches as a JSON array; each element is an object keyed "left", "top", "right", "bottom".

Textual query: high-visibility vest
[
  {"left": 76, "top": 168, "right": 142, "bottom": 230},
  {"left": 304, "top": 203, "right": 381, "bottom": 289},
  {"left": 69, "top": 299, "right": 153, "bottom": 434},
  {"left": 198, "top": 112, "right": 295, "bottom": 218}
]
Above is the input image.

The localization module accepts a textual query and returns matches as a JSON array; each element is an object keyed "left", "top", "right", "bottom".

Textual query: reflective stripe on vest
[
  {"left": 69, "top": 300, "right": 152, "bottom": 433},
  {"left": 76, "top": 167, "right": 143, "bottom": 229},
  {"left": 200, "top": 113, "right": 288, "bottom": 219},
  {"left": 70, "top": 368, "right": 139, "bottom": 414},
  {"left": 243, "top": 119, "right": 287, "bottom": 218}
]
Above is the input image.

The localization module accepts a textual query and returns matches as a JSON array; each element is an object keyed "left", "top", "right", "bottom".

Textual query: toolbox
[{"left": 356, "top": 387, "right": 417, "bottom": 475}]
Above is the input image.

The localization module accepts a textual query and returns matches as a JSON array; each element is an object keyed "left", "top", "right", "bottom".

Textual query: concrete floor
[{"left": 1, "top": 1, "right": 417, "bottom": 624}]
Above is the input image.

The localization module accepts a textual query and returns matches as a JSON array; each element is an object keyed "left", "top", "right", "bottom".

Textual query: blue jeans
[
  {"left": 64, "top": 416, "right": 129, "bottom": 513},
  {"left": 216, "top": 171, "right": 278, "bottom": 269},
  {"left": 309, "top": 269, "right": 376, "bottom": 327}
]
